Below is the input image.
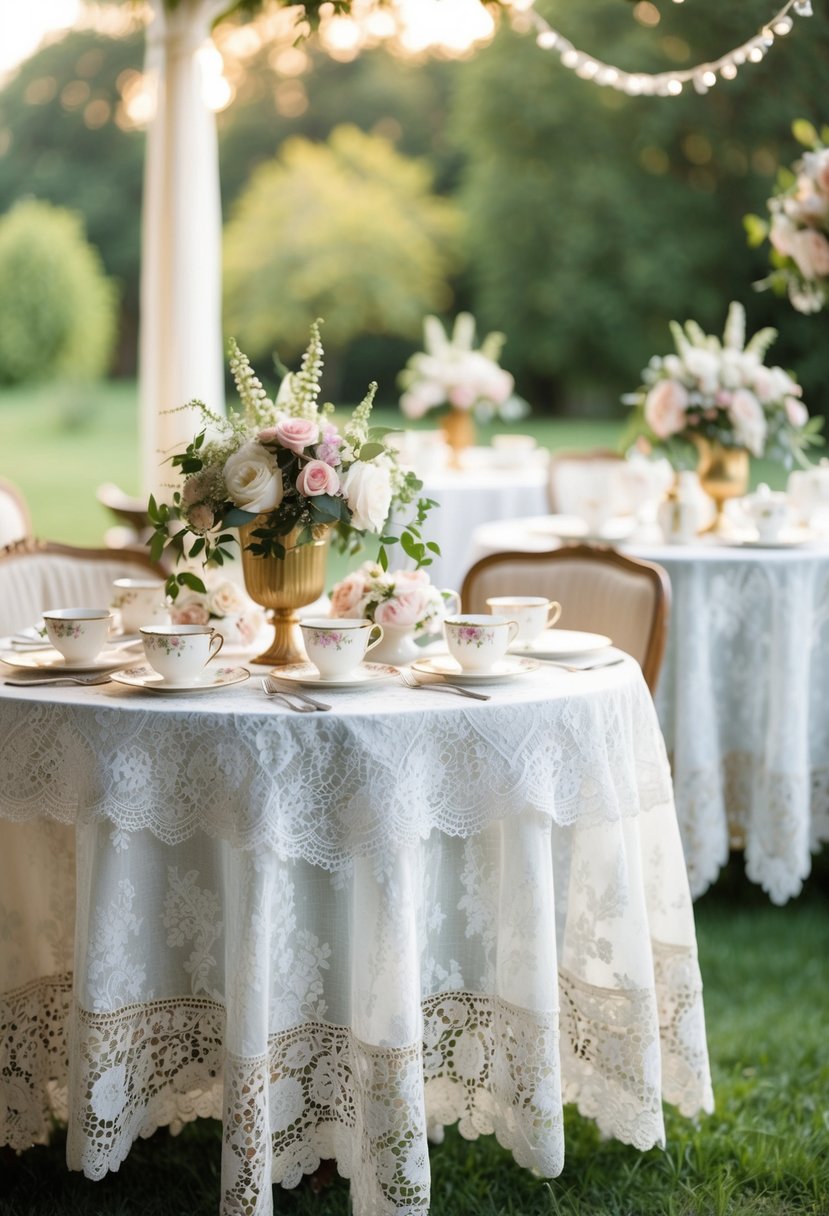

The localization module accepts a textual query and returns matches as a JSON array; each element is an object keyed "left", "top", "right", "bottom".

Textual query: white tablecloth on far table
[
  {"left": 468, "top": 517, "right": 829, "bottom": 903},
  {"left": 0, "top": 659, "right": 712, "bottom": 1216}
]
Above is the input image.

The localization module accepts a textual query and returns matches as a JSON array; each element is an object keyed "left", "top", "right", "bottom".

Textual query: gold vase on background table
[
  {"left": 240, "top": 521, "right": 331, "bottom": 666},
  {"left": 440, "top": 407, "right": 476, "bottom": 468},
  {"left": 692, "top": 436, "right": 750, "bottom": 534}
]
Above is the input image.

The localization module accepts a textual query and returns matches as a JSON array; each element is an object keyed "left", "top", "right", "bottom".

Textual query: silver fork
[
  {"left": 538, "top": 657, "right": 626, "bottom": 673},
  {"left": 264, "top": 675, "right": 331, "bottom": 712},
  {"left": 260, "top": 678, "right": 323, "bottom": 713},
  {"left": 3, "top": 672, "right": 114, "bottom": 687},
  {"left": 399, "top": 668, "right": 491, "bottom": 701}
]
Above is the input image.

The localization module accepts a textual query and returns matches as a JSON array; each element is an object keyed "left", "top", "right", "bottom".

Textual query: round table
[
  {"left": 0, "top": 659, "right": 712, "bottom": 1216},
  {"left": 469, "top": 517, "right": 829, "bottom": 903}
]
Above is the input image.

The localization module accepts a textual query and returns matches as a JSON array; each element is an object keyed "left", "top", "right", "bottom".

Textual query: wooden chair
[
  {"left": 547, "top": 448, "right": 626, "bottom": 517},
  {"left": 460, "top": 544, "right": 671, "bottom": 693},
  {"left": 0, "top": 477, "right": 32, "bottom": 548},
  {"left": 0, "top": 538, "right": 165, "bottom": 637}
]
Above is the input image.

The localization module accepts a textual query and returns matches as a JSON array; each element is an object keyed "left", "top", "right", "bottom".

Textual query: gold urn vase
[
  {"left": 240, "top": 521, "right": 331, "bottom": 666},
  {"left": 440, "top": 408, "right": 476, "bottom": 467},
  {"left": 693, "top": 436, "right": 750, "bottom": 534}
]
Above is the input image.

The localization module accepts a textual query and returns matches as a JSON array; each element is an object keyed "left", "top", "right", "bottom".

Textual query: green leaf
[
  {"left": 189, "top": 537, "right": 205, "bottom": 557},
  {"left": 149, "top": 531, "right": 166, "bottom": 563},
  {"left": 309, "top": 493, "right": 348, "bottom": 521},
  {"left": 377, "top": 545, "right": 389, "bottom": 571},
  {"left": 178, "top": 571, "right": 207, "bottom": 594},
  {"left": 356, "top": 442, "right": 386, "bottom": 461},
  {"left": 792, "top": 118, "right": 819, "bottom": 149},
  {"left": 222, "top": 508, "right": 258, "bottom": 528},
  {"left": 426, "top": 541, "right": 441, "bottom": 554},
  {"left": 743, "top": 214, "right": 768, "bottom": 248}
]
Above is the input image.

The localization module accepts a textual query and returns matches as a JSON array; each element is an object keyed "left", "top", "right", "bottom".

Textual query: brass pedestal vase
[
  {"left": 440, "top": 408, "right": 476, "bottom": 468},
  {"left": 693, "top": 437, "right": 750, "bottom": 534},
  {"left": 240, "top": 521, "right": 331, "bottom": 666}
]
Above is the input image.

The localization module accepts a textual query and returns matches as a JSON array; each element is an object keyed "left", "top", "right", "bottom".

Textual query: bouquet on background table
[
  {"left": 168, "top": 572, "right": 265, "bottom": 646},
  {"left": 330, "top": 562, "right": 454, "bottom": 632},
  {"left": 398, "top": 313, "right": 527, "bottom": 423},
  {"left": 148, "top": 320, "right": 438, "bottom": 598},
  {"left": 623, "top": 301, "right": 821, "bottom": 467},
  {"left": 745, "top": 119, "right": 829, "bottom": 315}
]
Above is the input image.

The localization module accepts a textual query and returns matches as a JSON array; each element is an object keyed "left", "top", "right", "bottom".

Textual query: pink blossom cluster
[
  {"left": 330, "top": 563, "right": 450, "bottom": 631},
  {"left": 768, "top": 141, "right": 829, "bottom": 312}
]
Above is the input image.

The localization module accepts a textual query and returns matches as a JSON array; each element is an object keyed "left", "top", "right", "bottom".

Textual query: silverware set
[
  {"left": 260, "top": 676, "right": 331, "bottom": 712},
  {"left": 3, "top": 672, "right": 115, "bottom": 687},
  {"left": 398, "top": 669, "right": 491, "bottom": 700}
]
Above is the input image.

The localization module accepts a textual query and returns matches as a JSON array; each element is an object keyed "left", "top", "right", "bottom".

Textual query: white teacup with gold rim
[
  {"left": 43, "top": 608, "right": 113, "bottom": 665},
  {"left": 300, "top": 618, "right": 385, "bottom": 680},
  {"left": 444, "top": 614, "right": 520, "bottom": 673},
  {"left": 112, "top": 578, "right": 170, "bottom": 634},
  {"left": 484, "top": 596, "right": 561, "bottom": 648},
  {"left": 140, "top": 624, "right": 224, "bottom": 684}
]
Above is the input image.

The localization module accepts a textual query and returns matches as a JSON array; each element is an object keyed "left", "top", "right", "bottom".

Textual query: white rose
[
  {"left": 728, "top": 389, "right": 767, "bottom": 457},
  {"left": 223, "top": 441, "right": 283, "bottom": 514},
  {"left": 683, "top": 348, "right": 721, "bottom": 395},
  {"left": 340, "top": 460, "right": 393, "bottom": 534},
  {"left": 208, "top": 579, "right": 247, "bottom": 619}
]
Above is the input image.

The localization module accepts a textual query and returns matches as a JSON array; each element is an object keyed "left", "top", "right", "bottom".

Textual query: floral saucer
[
  {"left": 110, "top": 664, "right": 250, "bottom": 694},
  {"left": 0, "top": 645, "right": 141, "bottom": 674},
  {"left": 411, "top": 655, "right": 540, "bottom": 684},
  {"left": 270, "top": 662, "right": 399, "bottom": 690},
  {"left": 508, "top": 629, "right": 612, "bottom": 660}
]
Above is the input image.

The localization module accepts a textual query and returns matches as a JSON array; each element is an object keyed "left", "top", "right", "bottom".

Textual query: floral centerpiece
[
  {"left": 745, "top": 119, "right": 829, "bottom": 315},
  {"left": 169, "top": 572, "right": 266, "bottom": 648},
  {"left": 329, "top": 563, "right": 459, "bottom": 665},
  {"left": 148, "top": 321, "right": 437, "bottom": 663}
]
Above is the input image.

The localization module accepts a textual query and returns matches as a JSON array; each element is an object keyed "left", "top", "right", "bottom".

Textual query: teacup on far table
[
  {"left": 140, "top": 624, "right": 224, "bottom": 684},
  {"left": 112, "top": 578, "right": 170, "bottom": 634},
  {"left": 300, "top": 618, "right": 384, "bottom": 680},
  {"left": 43, "top": 608, "right": 113, "bottom": 665},
  {"left": 444, "top": 615, "right": 519, "bottom": 673},
  {"left": 485, "top": 596, "right": 561, "bottom": 648}
]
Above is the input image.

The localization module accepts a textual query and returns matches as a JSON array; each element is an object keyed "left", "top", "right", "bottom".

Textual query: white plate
[
  {"left": 110, "top": 664, "right": 250, "bottom": 693},
  {"left": 509, "top": 629, "right": 612, "bottom": 659},
  {"left": 0, "top": 644, "right": 141, "bottom": 673},
  {"left": 411, "top": 655, "right": 541, "bottom": 684},
  {"left": 727, "top": 531, "right": 815, "bottom": 549},
  {"left": 528, "top": 515, "right": 635, "bottom": 543},
  {"left": 270, "top": 662, "right": 400, "bottom": 690}
]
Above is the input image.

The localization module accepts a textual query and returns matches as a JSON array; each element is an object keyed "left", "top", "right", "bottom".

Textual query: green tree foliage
[
  {"left": 223, "top": 124, "right": 460, "bottom": 365},
  {"left": 451, "top": 0, "right": 829, "bottom": 417},
  {"left": 0, "top": 199, "right": 117, "bottom": 385}
]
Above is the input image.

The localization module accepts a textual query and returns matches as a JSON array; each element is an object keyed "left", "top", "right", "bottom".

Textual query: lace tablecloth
[
  {"left": 0, "top": 660, "right": 712, "bottom": 1215},
  {"left": 468, "top": 518, "right": 829, "bottom": 903}
]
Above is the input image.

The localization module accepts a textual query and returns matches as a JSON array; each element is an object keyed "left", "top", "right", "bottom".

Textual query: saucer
[
  {"left": 270, "top": 662, "right": 399, "bottom": 689},
  {"left": 0, "top": 644, "right": 141, "bottom": 674},
  {"left": 509, "top": 629, "right": 612, "bottom": 660},
  {"left": 411, "top": 655, "right": 540, "bottom": 684},
  {"left": 728, "top": 529, "right": 815, "bottom": 549},
  {"left": 110, "top": 664, "right": 250, "bottom": 693}
]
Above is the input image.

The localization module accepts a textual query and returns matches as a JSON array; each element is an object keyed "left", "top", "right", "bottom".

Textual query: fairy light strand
[{"left": 514, "top": 0, "right": 813, "bottom": 97}]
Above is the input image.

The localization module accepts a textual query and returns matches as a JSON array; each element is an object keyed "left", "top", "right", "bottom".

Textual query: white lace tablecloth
[
  {"left": 0, "top": 660, "right": 712, "bottom": 1215},
  {"left": 469, "top": 518, "right": 829, "bottom": 903}
]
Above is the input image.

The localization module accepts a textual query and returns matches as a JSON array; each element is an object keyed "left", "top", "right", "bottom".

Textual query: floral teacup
[
  {"left": 443, "top": 614, "right": 519, "bottom": 673},
  {"left": 43, "top": 608, "right": 113, "bottom": 665},
  {"left": 140, "top": 624, "right": 224, "bottom": 684},
  {"left": 112, "top": 578, "right": 169, "bottom": 634},
  {"left": 300, "top": 618, "right": 384, "bottom": 680},
  {"left": 484, "top": 596, "right": 561, "bottom": 647}
]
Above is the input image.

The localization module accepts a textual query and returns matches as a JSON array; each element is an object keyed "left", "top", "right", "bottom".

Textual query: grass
[
  {"left": 0, "top": 381, "right": 790, "bottom": 549},
  {"left": 2, "top": 858, "right": 828, "bottom": 1216}
]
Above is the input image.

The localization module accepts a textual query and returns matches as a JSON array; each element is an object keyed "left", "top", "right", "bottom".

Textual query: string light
[{"left": 514, "top": 0, "right": 811, "bottom": 98}]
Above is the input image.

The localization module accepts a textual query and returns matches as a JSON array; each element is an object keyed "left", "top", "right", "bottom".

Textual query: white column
[{"left": 139, "top": 0, "right": 227, "bottom": 500}]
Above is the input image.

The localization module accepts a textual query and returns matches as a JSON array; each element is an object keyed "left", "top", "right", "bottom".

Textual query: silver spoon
[
  {"left": 4, "top": 672, "right": 115, "bottom": 687},
  {"left": 264, "top": 675, "right": 331, "bottom": 712}
]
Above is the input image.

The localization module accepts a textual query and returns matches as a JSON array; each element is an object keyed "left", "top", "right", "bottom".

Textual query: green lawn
[
  {"left": 2, "top": 858, "right": 827, "bottom": 1216},
  {"left": 0, "top": 381, "right": 790, "bottom": 549}
]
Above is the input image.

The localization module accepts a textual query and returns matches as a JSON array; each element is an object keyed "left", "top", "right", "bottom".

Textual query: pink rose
[
  {"left": 257, "top": 426, "right": 281, "bottom": 444},
  {"left": 373, "top": 590, "right": 428, "bottom": 628},
  {"left": 644, "top": 379, "right": 689, "bottom": 439},
  {"left": 273, "top": 418, "right": 319, "bottom": 454},
  {"left": 447, "top": 384, "right": 477, "bottom": 410},
  {"left": 785, "top": 396, "right": 809, "bottom": 427},
  {"left": 393, "top": 569, "right": 430, "bottom": 587},
  {"left": 330, "top": 571, "right": 367, "bottom": 616},
  {"left": 296, "top": 459, "right": 340, "bottom": 497},
  {"left": 171, "top": 602, "right": 210, "bottom": 625},
  {"left": 817, "top": 150, "right": 829, "bottom": 196},
  {"left": 791, "top": 229, "right": 829, "bottom": 280}
]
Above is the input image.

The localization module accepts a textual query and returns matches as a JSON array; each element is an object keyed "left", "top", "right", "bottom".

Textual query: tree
[
  {"left": 223, "top": 124, "right": 460, "bottom": 383},
  {"left": 0, "top": 199, "right": 117, "bottom": 384},
  {"left": 452, "top": 0, "right": 829, "bottom": 417}
]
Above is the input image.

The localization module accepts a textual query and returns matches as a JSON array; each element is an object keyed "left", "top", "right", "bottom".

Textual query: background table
[
  {"left": 469, "top": 518, "right": 829, "bottom": 903},
  {"left": 0, "top": 661, "right": 712, "bottom": 1215}
]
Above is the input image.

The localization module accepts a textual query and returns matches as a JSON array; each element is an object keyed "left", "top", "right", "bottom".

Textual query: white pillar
[{"left": 139, "top": 0, "right": 227, "bottom": 500}]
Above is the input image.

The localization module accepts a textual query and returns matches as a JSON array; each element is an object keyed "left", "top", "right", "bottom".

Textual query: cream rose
[
  {"left": 728, "top": 389, "right": 767, "bottom": 457},
  {"left": 187, "top": 503, "right": 215, "bottom": 533},
  {"left": 340, "top": 460, "right": 393, "bottom": 533},
  {"left": 373, "top": 590, "right": 428, "bottom": 629},
  {"left": 207, "top": 579, "right": 247, "bottom": 618},
  {"left": 223, "top": 441, "right": 283, "bottom": 514},
  {"left": 330, "top": 571, "right": 367, "bottom": 617},
  {"left": 274, "top": 418, "right": 319, "bottom": 454},
  {"left": 785, "top": 396, "right": 809, "bottom": 427},
  {"left": 296, "top": 459, "right": 340, "bottom": 497},
  {"left": 171, "top": 601, "right": 210, "bottom": 626},
  {"left": 644, "top": 380, "right": 689, "bottom": 440},
  {"left": 791, "top": 229, "right": 829, "bottom": 281}
]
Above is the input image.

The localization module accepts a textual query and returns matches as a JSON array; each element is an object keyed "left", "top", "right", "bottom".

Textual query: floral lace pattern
[{"left": 651, "top": 548, "right": 829, "bottom": 902}]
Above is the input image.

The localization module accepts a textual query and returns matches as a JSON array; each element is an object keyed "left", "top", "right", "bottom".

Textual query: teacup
[
  {"left": 485, "top": 596, "right": 561, "bottom": 647},
  {"left": 140, "top": 624, "right": 224, "bottom": 684},
  {"left": 300, "top": 618, "right": 384, "bottom": 680},
  {"left": 743, "top": 483, "right": 791, "bottom": 543},
  {"left": 43, "top": 608, "right": 113, "bottom": 665},
  {"left": 112, "top": 578, "right": 170, "bottom": 634},
  {"left": 444, "top": 614, "right": 520, "bottom": 673}
]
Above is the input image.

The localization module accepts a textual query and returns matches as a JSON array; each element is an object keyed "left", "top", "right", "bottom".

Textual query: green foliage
[
  {"left": 222, "top": 124, "right": 460, "bottom": 362},
  {"left": 0, "top": 199, "right": 117, "bottom": 385}
]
